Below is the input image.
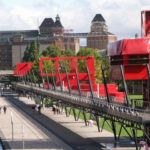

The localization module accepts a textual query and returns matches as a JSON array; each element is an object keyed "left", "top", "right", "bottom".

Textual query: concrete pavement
[
  {"left": 17, "top": 96, "right": 145, "bottom": 150},
  {"left": 0, "top": 95, "right": 146, "bottom": 150},
  {"left": 0, "top": 96, "right": 72, "bottom": 150}
]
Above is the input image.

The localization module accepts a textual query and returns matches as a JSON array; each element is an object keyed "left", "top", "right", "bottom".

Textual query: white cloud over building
[{"left": 0, "top": 0, "right": 149, "bottom": 39}]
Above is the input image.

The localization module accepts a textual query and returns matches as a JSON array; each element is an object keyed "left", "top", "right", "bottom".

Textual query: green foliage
[
  {"left": 77, "top": 48, "right": 104, "bottom": 83},
  {"left": 95, "top": 59, "right": 102, "bottom": 83},
  {"left": 59, "top": 60, "right": 71, "bottom": 73},
  {"left": 42, "top": 45, "right": 61, "bottom": 57},
  {"left": 25, "top": 44, "right": 110, "bottom": 85},
  {"left": 77, "top": 48, "right": 100, "bottom": 59},
  {"left": 43, "top": 60, "right": 55, "bottom": 73},
  {"left": 59, "top": 49, "right": 75, "bottom": 73},
  {"left": 69, "top": 107, "right": 143, "bottom": 137},
  {"left": 62, "top": 49, "right": 75, "bottom": 56},
  {"left": 100, "top": 54, "right": 110, "bottom": 83},
  {"left": 23, "top": 41, "right": 38, "bottom": 62},
  {"left": 77, "top": 59, "right": 87, "bottom": 73},
  {"left": 30, "top": 48, "right": 42, "bottom": 83}
]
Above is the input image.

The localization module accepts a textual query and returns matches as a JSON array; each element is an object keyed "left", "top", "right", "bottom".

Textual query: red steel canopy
[
  {"left": 108, "top": 38, "right": 150, "bottom": 80},
  {"left": 108, "top": 38, "right": 150, "bottom": 56},
  {"left": 14, "top": 62, "right": 33, "bottom": 77}
]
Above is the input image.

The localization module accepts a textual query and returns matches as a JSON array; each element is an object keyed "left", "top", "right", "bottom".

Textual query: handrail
[{"left": 12, "top": 82, "right": 150, "bottom": 124}]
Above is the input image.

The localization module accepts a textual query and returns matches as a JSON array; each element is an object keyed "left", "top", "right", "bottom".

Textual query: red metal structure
[
  {"left": 108, "top": 10, "right": 150, "bottom": 82},
  {"left": 141, "top": 10, "right": 150, "bottom": 37},
  {"left": 14, "top": 62, "right": 33, "bottom": 77},
  {"left": 39, "top": 56, "right": 97, "bottom": 92},
  {"left": 108, "top": 10, "right": 150, "bottom": 81},
  {"left": 14, "top": 56, "right": 125, "bottom": 102},
  {"left": 39, "top": 56, "right": 125, "bottom": 102},
  {"left": 108, "top": 10, "right": 150, "bottom": 142},
  {"left": 108, "top": 38, "right": 150, "bottom": 80}
]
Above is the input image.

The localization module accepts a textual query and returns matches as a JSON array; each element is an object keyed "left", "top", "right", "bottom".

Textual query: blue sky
[{"left": 0, "top": 0, "right": 149, "bottom": 39}]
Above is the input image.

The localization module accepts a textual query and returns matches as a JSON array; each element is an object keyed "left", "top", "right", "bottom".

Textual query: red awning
[
  {"left": 14, "top": 62, "right": 33, "bottom": 77},
  {"left": 124, "top": 65, "right": 148, "bottom": 80},
  {"left": 108, "top": 38, "right": 150, "bottom": 56},
  {"left": 110, "top": 65, "right": 149, "bottom": 80}
]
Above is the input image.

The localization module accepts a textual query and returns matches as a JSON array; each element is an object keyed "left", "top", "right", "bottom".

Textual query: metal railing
[{"left": 12, "top": 82, "right": 150, "bottom": 124}]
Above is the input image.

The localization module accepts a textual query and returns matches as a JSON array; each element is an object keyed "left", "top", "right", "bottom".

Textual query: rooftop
[
  {"left": 92, "top": 14, "right": 105, "bottom": 22},
  {"left": 40, "top": 18, "right": 54, "bottom": 28}
]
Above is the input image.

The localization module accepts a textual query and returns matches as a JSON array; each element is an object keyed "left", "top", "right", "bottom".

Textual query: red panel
[
  {"left": 141, "top": 10, "right": 150, "bottom": 37},
  {"left": 14, "top": 62, "right": 33, "bottom": 77},
  {"left": 99, "top": 84, "right": 125, "bottom": 103},
  {"left": 108, "top": 38, "right": 150, "bottom": 56},
  {"left": 124, "top": 65, "right": 148, "bottom": 80},
  {"left": 39, "top": 56, "right": 96, "bottom": 91}
]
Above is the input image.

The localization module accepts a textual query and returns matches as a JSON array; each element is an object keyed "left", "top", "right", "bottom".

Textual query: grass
[
  {"left": 129, "top": 95, "right": 143, "bottom": 100},
  {"left": 129, "top": 95, "right": 144, "bottom": 108},
  {"left": 46, "top": 95, "right": 144, "bottom": 138},
  {"left": 68, "top": 108, "right": 143, "bottom": 137}
]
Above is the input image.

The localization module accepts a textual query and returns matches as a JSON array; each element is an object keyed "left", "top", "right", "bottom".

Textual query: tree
[
  {"left": 62, "top": 49, "right": 75, "bottom": 56},
  {"left": 23, "top": 41, "right": 38, "bottom": 62},
  {"left": 77, "top": 48, "right": 109, "bottom": 83},
  {"left": 100, "top": 54, "right": 110, "bottom": 82},
  {"left": 42, "top": 44, "right": 61, "bottom": 57},
  {"left": 77, "top": 48, "right": 100, "bottom": 59}
]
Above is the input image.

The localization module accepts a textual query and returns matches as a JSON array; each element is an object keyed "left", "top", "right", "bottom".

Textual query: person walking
[
  {"left": 3, "top": 106, "right": 7, "bottom": 114},
  {"left": 38, "top": 105, "right": 42, "bottom": 114}
]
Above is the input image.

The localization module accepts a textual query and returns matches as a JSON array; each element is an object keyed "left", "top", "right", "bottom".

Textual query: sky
[{"left": 0, "top": 0, "right": 149, "bottom": 39}]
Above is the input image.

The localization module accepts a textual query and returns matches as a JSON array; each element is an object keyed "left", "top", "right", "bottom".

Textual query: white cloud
[{"left": 0, "top": 0, "right": 149, "bottom": 39}]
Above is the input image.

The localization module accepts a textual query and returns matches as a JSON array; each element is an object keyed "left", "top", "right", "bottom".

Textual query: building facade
[
  {"left": 0, "top": 13, "right": 117, "bottom": 69},
  {"left": 0, "top": 15, "right": 80, "bottom": 69},
  {"left": 87, "top": 14, "right": 117, "bottom": 50}
]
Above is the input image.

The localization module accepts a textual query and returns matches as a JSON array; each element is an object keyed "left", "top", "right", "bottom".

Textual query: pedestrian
[
  {"left": 3, "top": 106, "right": 7, "bottom": 114},
  {"left": 38, "top": 105, "right": 42, "bottom": 114},
  {"left": 56, "top": 106, "right": 60, "bottom": 114},
  {"left": 35, "top": 104, "right": 39, "bottom": 112},
  {"left": 87, "top": 119, "right": 94, "bottom": 127},
  {"left": 52, "top": 105, "right": 56, "bottom": 114},
  {"left": 140, "top": 141, "right": 149, "bottom": 150}
]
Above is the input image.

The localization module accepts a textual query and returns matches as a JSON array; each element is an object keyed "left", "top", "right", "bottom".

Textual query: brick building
[{"left": 87, "top": 14, "right": 117, "bottom": 50}]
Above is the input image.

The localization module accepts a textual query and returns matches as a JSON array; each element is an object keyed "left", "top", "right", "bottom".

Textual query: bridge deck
[{"left": 13, "top": 82, "right": 150, "bottom": 126}]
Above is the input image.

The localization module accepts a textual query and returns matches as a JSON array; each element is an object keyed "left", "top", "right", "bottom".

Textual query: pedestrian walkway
[
  {"left": 0, "top": 96, "right": 72, "bottom": 150},
  {"left": 1, "top": 95, "right": 146, "bottom": 150},
  {"left": 17, "top": 96, "right": 139, "bottom": 150}
]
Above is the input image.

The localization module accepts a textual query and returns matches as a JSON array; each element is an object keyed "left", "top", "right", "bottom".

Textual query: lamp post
[{"left": 10, "top": 111, "right": 14, "bottom": 141}]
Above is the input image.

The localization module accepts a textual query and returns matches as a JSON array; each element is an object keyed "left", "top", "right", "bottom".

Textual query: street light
[{"left": 10, "top": 111, "right": 14, "bottom": 141}]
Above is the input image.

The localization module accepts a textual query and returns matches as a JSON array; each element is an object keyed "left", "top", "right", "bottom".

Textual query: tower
[
  {"left": 87, "top": 14, "right": 117, "bottom": 51},
  {"left": 91, "top": 14, "right": 108, "bottom": 33},
  {"left": 53, "top": 14, "right": 64, "bottom": 36}
]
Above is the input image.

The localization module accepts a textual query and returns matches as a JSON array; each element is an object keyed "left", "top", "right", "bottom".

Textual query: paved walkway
[
  {"left": 0, "top": 96, "right": 72, "bottom": 150},
  {"left": 0, "top": 95, "right": 146, "bottom": 150},
  {"left": 16, "top": 96, "right": 139, "bottom": 150}
]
